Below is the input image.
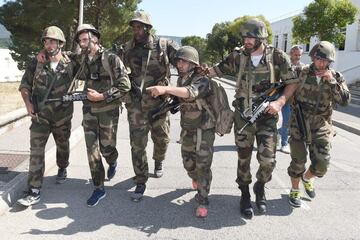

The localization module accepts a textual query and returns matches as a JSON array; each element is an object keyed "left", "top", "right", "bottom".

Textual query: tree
[
  {"left": 228, "top": 15, "right": 273, "bottom": 46},
  {"left": 0, "top": 0, "right": 140, "bottom": 69},
  {"left": 292, "top": 0, "right": 358, "bottom": 47},
  {"left": 181, "top": 36, "right": 208, "bottom": 64},
  {"left": 206, "top": 22, "right": 232, "bottom": 63}
]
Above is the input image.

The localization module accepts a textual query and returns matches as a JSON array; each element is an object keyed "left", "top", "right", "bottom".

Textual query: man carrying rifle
[
  {"left": 287, "top": 41, "right": 351, "bottom": 208},
  {"left": 17, "top": 26, "right": 75, "bottom": 206},
  {"left": 207, "top": 18, "right": 298, "bottom": 218},
  {"left": 122, "top": 11, "right": 178, "bottom": 201},
  {"left": 74, "top": 24, "right": 131, "bottom": 207},
  {"left": 147, "top": 46, "right": 215, "bottom": 218}
]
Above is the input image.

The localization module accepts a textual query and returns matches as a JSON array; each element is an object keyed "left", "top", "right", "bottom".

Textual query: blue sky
[
  {"left": 138, "top": 0, "right": 314, "bottom": 37},
  {"left": 0, "top": 0, "right": 315, "bottom": 37}
]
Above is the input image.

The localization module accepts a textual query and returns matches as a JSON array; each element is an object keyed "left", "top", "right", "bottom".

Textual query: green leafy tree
[
  {"left": 0, "top": 0, "right": 140, "bottom": 69},
  {"left": 228, "top": 15, "right": 272, "bottom": 46},
  {"left": 292, "top": 0, "right": 358, "bottom": 47},
  {"left": 181, "top": 35, "right": 208, "bottom": 64},
  {"left": 206, "top": 22, "right": 233, "bottom": 63}
]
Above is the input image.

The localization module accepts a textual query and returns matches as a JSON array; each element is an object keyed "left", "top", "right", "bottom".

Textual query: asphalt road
[{"left": 0, "top": 76, "right": 359, "bottom": 240}]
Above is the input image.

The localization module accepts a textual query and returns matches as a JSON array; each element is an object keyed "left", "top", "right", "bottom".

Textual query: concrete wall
[{"left": 0, "top": 49, "right": 23, "bottom": 82}]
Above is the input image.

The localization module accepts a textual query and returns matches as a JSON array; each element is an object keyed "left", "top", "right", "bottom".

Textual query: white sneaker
[
  {"left": 276, "top": 135, "right": 281, "bottom": 150},
  {"left": 17, "top": 190, "right": 40, "bottom": 207},
  {"left": 280, "top": 145, "right": 291, "bottom": 154}
]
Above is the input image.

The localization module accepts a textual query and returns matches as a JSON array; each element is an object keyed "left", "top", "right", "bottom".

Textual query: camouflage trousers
[
  {"left": 288, "top": 115, "right": 332, "bottom": 178},
  {"left": 82, "top": 106, "right": 119, "bottom": 187},
  {"left": 234, "top": 112, "right": 277, "bottom": 186},
  {"left": 181, "top": 128, "right": 215, "bottom": 205},
  {"left": 28, "top": 118, "right": 71, "bottom": 189},
  {"left": 126, "top": 101, "right": 170, "bottom": 184}
]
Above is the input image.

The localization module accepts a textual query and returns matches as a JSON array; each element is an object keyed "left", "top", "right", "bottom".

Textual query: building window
[
  {"left": 283, "top": 34, "right": 288, "bottom": 52},
  {"left": 274, "top": 35, "right": 279, "bottom": 48},
  {"left": 305, "top": 43, "right": 310, "bottom": 52}
]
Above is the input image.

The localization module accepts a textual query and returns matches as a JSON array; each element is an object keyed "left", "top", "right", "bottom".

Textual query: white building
[
  {"left": 0, "top": 49, "right": 24, "bottom": 82},
  {"left": 271, "top": 0, "right": 360, "bottom": 84}
]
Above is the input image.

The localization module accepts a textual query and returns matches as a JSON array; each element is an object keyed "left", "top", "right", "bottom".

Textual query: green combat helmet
[
  {"left": 239, "top": 18, "right": 268, "bottom": 39},
  {"left": 309, "top": 41, "right": 336, "bottom": 62},
  {"left": 41, "top": 26, "right": 66, "bottom": 43},
  {"left": 175, "top": 46, "right": 199, "bottom": 65},
  {"left": 129, "top": 11, "right": 153, "bottom": 29},
  {"left": 75, "top": 24, "right": 101, "bottom": 42}
]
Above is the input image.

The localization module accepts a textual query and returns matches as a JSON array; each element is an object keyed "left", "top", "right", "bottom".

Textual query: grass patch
[{"left": 0, "top": 82, "right": 24, "bottom": 116}]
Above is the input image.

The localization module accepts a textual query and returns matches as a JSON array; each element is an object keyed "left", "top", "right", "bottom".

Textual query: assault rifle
[
  {"left": 293, "top": 100, "right": 311, "bottom": 144},
  {"left": 237, "top": 83, "right": 285, "bottom": 134},
  {"left": 45, "top": 91, "right": 87, "bottom": 103},
  {"left": 149, "top": 97, "right": 180, "bottom": 122}
]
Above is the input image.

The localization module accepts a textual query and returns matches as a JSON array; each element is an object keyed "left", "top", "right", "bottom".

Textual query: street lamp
[{"left": 79, "top": 0, "right": 83, "bottom": 26}]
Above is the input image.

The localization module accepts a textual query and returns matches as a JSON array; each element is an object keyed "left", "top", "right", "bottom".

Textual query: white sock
[
  {"left": 31, "top": 188, "right": 40, "bottom": 194},
  {"left": 303, "top": 176, "right": 312, "bottom": 182}
]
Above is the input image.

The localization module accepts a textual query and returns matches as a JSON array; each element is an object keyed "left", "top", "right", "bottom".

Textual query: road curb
[
  {"left": 0, "top": 108, "right": 27, "bottom": 128},
  {"left": 332, "top": 120, "right": 360, "bottom": 136},
  {"left": 0, "top": 126, "right": 84, "bottom": 215}
]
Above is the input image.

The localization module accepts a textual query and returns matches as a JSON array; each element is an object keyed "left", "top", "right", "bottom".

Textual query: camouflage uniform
[
  {"left": 213, "top": 46, "right": 298, "bottom": 186},
  {"left": 19, "top": 56, "right": 75, "bottom": 189},
  {"left": 178, "top": 70, "right": 215, "bottom": 205},
  {"left": 77, "top": 47, "right": 130, "bottom": 188},
  {"left": 123, "top": 34, "right": 178, "bottom": 184},
  {"left": 288, "top": 64, "right": 351, "bottom": 178}
]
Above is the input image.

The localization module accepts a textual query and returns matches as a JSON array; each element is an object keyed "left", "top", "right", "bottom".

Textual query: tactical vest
[
  {"left": 295, "top": 65, "right": 339, "bottom": 120},
  {"left": 123, "top": 36, "right": 170, "bottom": 90},
  {"left": 178, "top": 74, "right": 215, "bottom": 131},
  {"left": 82, "top": 48, "right": 122, "bottom": 112},
  {"left": 235, "top": 45, "right": 277, "bottom": 111},
  {"left": 31, "top": 55, "right": 74, "bottom": 125}
]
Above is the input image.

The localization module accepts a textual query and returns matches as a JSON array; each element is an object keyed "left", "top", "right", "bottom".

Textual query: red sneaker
[
  {"left": 195, "top": 205, "right": 208, "bottom": 218},
  {"left": 192, "top": 180, "right": 198, "bottom": 190}
]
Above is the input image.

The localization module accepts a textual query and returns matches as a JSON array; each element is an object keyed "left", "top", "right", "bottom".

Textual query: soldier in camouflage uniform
[
  {"left": 74, "top": 24, "right": 131, "bottom": 207},
  {"left": 287, "top": 41, "right": 351, "bottom": 208},
  {"left": 147, "top": 46, "right": 215, "bottom": 218},
  {"left": 17, "top": 26, "right": 75, "bottom": 206},
  {"left": 207, "top": 18, "right": 298, "bottom": 218},
  {"left": 122, "top": 11, "right": 179, "bottom": 201}
]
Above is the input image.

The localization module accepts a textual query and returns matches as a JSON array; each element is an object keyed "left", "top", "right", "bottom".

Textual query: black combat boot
[
  {"left": 239, "top": 185, "right": 253, "bottom": 219},
  {"left": 253, "top": 181, "right": 267, "bottom": 214}
]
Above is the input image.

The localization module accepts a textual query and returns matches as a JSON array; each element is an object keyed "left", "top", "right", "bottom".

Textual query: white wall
[
  {"left": 0, "top": 49, "right": 23, "bottom": 82},
  {"left": 270, "top": 2, "right": 360, "bottom": 85}
]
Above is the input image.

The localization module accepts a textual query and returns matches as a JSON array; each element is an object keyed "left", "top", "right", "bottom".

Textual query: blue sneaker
[
  {"left": 87, "top": 188, "right": 106, "bottom": 207},
  {"left": 131, "top": 184, "right": 146, "bottom": 202},
  {"left": 107, "top": 162, "right": 117, "bottom": 180}
]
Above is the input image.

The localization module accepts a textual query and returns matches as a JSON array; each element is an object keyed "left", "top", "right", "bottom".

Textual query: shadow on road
[{"left": 9, "top": 177, "right": 294, "bottom": 237}]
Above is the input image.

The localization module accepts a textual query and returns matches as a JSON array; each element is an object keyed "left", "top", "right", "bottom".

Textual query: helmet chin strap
[
  {"left": 243, "top": 38, "right": 263, "bottom": 55},
  {"left": 81, "top": 32, "right": 94, "bottom": 55},
  {"left": 45, "top": 40, "right": 61, "bottom": 57}
]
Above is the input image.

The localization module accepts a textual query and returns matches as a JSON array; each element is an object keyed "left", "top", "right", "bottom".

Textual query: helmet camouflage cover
[
  {"left": 75, "top": 24, "right": 101, "bottom": 42},
  {"left": 239, "top": 18, "right": 268, "bottom": 39},
  {"left": 41, "top": 26, "right": 66, "bottom": 42},
  {"left": 129, "top": 11, "right": 153, "bottom": 28},
  {"left": 309, "top": 41, "right": 336, "bottom": 62},
  {"left": 175, "top": 46, "right": 199, "bottom": 65}
]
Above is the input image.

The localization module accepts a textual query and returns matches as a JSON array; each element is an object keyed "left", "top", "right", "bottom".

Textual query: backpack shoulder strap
[
  {"left": 101, "top": 49, "right": 115, "bottom": 85},
  {"left": 237, "top": 50, "right": 248, "bottom": 90},
  {"left": 158, "top": 37, "right": 171, "bottom": 81},
  {"left": 158, "top": 37, "right": 169, "bottom": 66},
  {"left": 265, "top": 45, "right": 275, "bottom": 83}
]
